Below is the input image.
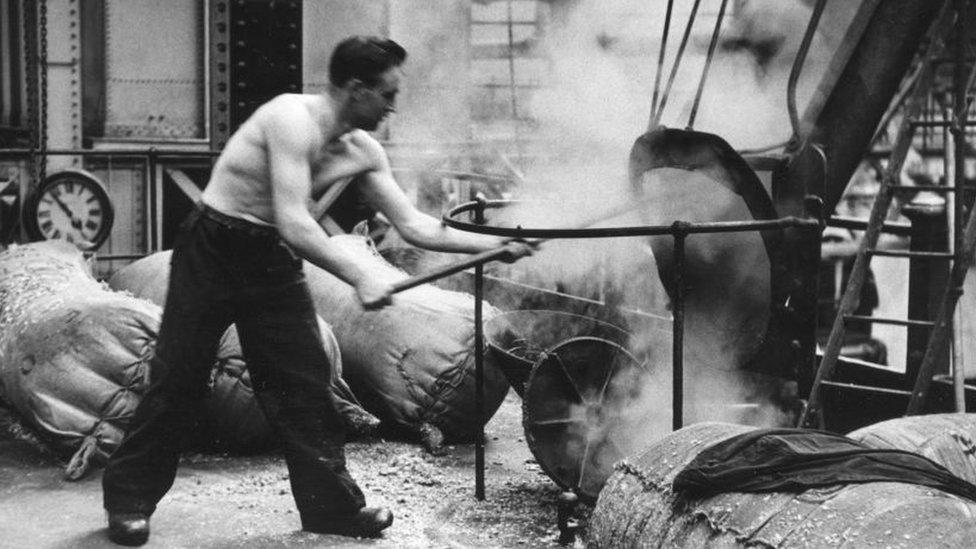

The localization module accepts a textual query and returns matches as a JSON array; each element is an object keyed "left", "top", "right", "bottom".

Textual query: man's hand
[
  {"left": 497, "top": 239, "right": 538, "bottom": 263},
  {"left": 355, "top": 278, "right": 395, "bottom": 309}
]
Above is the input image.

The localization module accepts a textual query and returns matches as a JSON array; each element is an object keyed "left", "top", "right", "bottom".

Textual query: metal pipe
[
  {"left": 505, "top": 0, "right": 523, "bottom": 167},
  {"left": 392, "top": 200, "right": 816, "bottom": 295},
  {"left": 687, "top": 0, "right": 729, "bottom": 129},
  {"left": 653, "top": 0, "right": 702, "bottom": 127},
  {"left": 390, "top": 246, "right": 517, "bottom": 294},
  {"left": 787, "top": 0, "right": 829, "bottom": 140},
  {"left": 473, "top": 197, "right": 487, "bottom": 501},
  {"left": 671, "top": 222, "right": 688, "bottom": 431},
  {"left": 827, "top": 215, "right": 913, "bottom": 235},
  {"left": 649, "top": 0, "right": 675, "bottom": 128},
  {"left": 950, "top": 0, "right": 968, "bottom": 412},
  {"left": 911, "top": 119, "right": 976, "bottom": 128},
  {"left": 148, "top": 148, "right": 159, "bottom": 253},
  {"left": 442, "top": 206, "right": 817, "bottom": 240}
]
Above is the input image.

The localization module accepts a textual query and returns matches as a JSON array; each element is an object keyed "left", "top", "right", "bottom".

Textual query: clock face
[{"left": 25, "top": 171, "right": 114, "bottom": 251}]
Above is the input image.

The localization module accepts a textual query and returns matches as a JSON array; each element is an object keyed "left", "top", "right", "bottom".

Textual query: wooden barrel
[{"left": 589, "top": 422, "right": 976, "bottom": 548}]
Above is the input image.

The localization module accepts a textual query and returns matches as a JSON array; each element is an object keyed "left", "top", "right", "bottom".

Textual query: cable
[
  {"left": 687, "top": 0, "right": 730, "bottom": 129},
  {"left": 649, "top": 0, "right": 675, "bottom": 130},
  {"left": 787, "top": 0, "right": 828, "bottom": 141},
  {"left": 653, "top": 0, "right": 703, "bottom": 128}
]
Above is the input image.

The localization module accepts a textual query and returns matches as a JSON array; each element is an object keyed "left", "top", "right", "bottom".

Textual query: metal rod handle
[{"left": 389, "top": 246, "right": 515, "bottom": 294}]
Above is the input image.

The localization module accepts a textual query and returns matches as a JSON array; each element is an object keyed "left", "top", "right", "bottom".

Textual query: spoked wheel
[{"left": 522, "top": 336, "right": 649, "bottom": 502}]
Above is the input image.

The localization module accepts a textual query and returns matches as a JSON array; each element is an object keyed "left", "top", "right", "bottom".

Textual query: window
[{"left": 83, "top": 0, "right": 207, "bottom": 141}]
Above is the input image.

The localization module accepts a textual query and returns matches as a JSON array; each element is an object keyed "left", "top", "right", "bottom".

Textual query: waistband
[{"left": 197, "top": 204, "right": 279, "bottom": 238}]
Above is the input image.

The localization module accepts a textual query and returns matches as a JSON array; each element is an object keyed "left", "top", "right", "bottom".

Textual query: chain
[
  {"left": 38, "top": 0, "right": 49, "bottom": 184},
  {"left": 23, "top": 0, "right": 39, "bottom": 189}
]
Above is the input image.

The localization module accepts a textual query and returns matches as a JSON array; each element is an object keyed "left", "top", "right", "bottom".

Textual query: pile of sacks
[
  {"left": 0, "top": 236, "right": 510, "bottom": 477},
  {"left": 0, "top": 242, "right": 158, "bottom": 479}
]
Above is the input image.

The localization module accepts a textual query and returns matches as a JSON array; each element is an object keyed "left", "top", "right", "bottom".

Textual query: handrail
[
  {"left": 442, "top": 198, "right": 819, "bottom": 240},
  {"left": 443, "top": 198, "right": 820, "bottom": 433}
]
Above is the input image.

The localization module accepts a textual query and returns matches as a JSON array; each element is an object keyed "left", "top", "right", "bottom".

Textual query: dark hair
[{"left": 329, "top": 36, "right": 407, "bottom": 87}]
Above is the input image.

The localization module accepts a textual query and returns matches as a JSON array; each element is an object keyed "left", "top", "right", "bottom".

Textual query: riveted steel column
[
  {"left": 228, "top": 0, "right": 302, "bottom": 132},
  {"left": 209, "top": 0, "right": 231, "bottom": 150}
]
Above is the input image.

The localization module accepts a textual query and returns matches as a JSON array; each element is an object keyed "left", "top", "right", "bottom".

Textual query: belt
[{"left": 198, "top": 204, "right": 279, "bottom": 238}]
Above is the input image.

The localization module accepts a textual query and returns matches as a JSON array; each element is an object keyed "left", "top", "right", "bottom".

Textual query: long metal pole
[
  {"left": 672, "top": 223, "right": 688, "bottom": 430},
  {"left": 687, "top": 0, "right": 729, "bottom": 129},
  {"left": 148, "top": 148, "right": 159, "bottom": 253},
  {"left": 505, "top": 0, "right": 523, "bottom": 167},
  {"left": 950, "top": 0, "right": 968, "bottom": 412},
  {"left": 654, "top": 0, "right": 702, "bottom": 127},
  {"left": 649, "top": 0, "right": 675, "bottom": 129},
  {"left": 944, "top": 109, "right": 964, "bottom": 411},
  {"left": 473, "top": 198, "right": 487, "bottom": 501}
]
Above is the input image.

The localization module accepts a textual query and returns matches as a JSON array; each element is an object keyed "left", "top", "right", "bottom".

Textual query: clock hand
[{"left": 51, "top": 193, "right": 82, "bottom": 227}]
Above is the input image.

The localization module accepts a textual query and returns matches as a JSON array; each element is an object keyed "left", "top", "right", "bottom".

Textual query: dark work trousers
[{"left": 103, "top": 205, "right": 366, "bottom": 526}]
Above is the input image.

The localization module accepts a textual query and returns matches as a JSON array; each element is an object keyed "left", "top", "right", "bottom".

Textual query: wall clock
[{"left": 22, "top": 169, "right": 115, "bottom": 251}]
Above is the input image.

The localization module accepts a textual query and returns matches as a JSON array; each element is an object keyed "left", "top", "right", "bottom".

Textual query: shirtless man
[{"left": 102, "top": 36, "right": 530, "bottom": 546}]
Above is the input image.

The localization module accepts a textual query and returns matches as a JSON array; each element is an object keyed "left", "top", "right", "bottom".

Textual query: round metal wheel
[{"left": 522, "top": 336, "right": 649, "bottom": 502}]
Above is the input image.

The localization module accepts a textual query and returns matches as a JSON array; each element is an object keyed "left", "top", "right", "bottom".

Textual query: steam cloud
[
  {"left": 387, "top": 1, "right": 841, "bottom": 454},
  {"left": 484, "top": 0, "right": 839, "bottom": 446}
]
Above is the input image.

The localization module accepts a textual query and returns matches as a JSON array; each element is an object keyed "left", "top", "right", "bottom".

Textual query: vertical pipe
[
  {"left": 671, "top": 222, "right": 687, "bottom": 431},
  {"left": 950, "top": 0, "right": 967, "bottom": 412},
  {"left": 148, "top": 148, "right": 158, "bottom": 252},
  {"left": 505, "top": 0, "right": 522, "bottom": 167},
  {"left": 473, "top": 196, "right": 487, "bottom": 500},
  {"left": 945, "top": 109, "right": 963, "bottom": 411}
]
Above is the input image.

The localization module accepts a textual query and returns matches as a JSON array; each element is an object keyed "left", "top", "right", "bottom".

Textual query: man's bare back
[{"left": 201, "top": 93, "right": 379, "bottom": 226}]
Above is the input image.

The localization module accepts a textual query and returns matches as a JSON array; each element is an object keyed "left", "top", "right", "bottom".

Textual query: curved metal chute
[{"left": 628, "top": 126, "right": 792, "bottom": 387}]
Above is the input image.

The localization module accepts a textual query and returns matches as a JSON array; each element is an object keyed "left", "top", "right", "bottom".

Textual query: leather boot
[
  {"left": 303, "top": 506, "right": 394, "bottom": 538},
  {"left": 107, "top": 512, "right": 150, "bottom": 546}
]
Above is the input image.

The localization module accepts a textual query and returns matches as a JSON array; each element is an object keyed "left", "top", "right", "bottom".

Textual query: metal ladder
[{"left": 799, "top": 6, "right": 975, "bottom": 428}]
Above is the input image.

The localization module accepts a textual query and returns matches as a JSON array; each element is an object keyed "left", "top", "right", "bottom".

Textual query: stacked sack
[
  {"left": 303, "top": 234, "right": 511, "bottom": 451},
  {"left": 0, "top": 241, "right": 159, "bottom": 479},
  {"left": 108, "top": 251, "right": 367, "bottom": 452},
  {"left": 589, "top": 422, "right": 976, "bottom": 547}
]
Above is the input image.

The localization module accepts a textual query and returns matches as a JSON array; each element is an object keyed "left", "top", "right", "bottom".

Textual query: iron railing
[{"left": 442, "top": 197, "right": 820, "bottom": 499}]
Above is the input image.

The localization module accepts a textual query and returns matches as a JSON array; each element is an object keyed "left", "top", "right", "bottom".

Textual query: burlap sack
[
  {"left": 0, "top": 241, "right": 158, "bottom": 479},
  {"left": 108, "top": 251, "right": 361, "bottom": 452},
  {"left": 303, "top": 235, "right": 510, "bottom": 446},
  {"left": 589, "top": 422, "right": 976, "bottom": 547}
]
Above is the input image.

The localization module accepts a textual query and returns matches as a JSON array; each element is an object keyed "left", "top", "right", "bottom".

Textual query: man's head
[{"left": 330, "top": 36, "right": 407, "bottom": 131}]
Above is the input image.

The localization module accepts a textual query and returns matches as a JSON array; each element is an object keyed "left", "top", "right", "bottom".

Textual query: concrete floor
[{"left": 0, "top": 391, "right": 584, "bottom": 549}]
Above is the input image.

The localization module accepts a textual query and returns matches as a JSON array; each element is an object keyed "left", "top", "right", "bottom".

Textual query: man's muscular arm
[
  {"left": 263, "top": 100, "right": 394, "bottom": 307},
  {"left": 348, "top": 131, "right": 530, "bottom": 256}
]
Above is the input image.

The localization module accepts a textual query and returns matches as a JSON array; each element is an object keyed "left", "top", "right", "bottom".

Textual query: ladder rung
[
  {"left": 909, "top": 119, "right": 976, "bottom": 128},
  {"left": 827, "top": 216, "right": 912, "bottom": 236},
  {"left": 866, "top": 249, "right": 954, "bottom": 260},
  {"left": 844, "top": 315, "right": 936, "bottom": 328},
  {"left": 890, "top": 184, "right": 957, "bottom": 192},
  {"left": 820, "top": 380, "right": 913, "bottom": 397}
]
